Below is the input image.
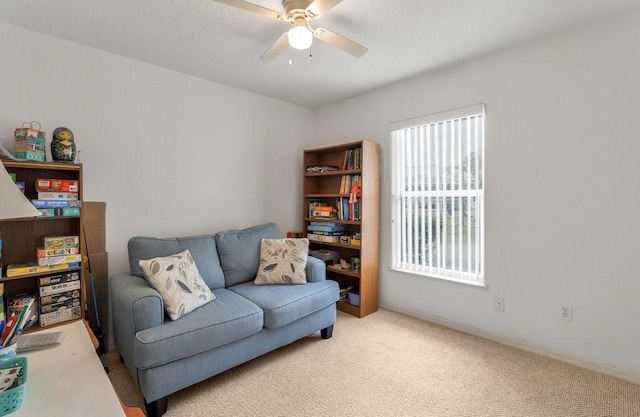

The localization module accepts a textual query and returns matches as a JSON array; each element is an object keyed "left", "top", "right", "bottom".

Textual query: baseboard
[{"left": 380, "top": 303, "right": 640, "bottom": 385}]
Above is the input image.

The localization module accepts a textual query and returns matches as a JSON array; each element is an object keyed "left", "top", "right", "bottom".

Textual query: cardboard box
[
  {"left": 39, "top": 289, "right": 80, "bottom": 305},
  {"left": 35, "top": 179, "right": 79, "bottom": 193},
  {"left": 83, "top": 202, "right": 106, "bottom": 253},
  {"left": 39, "top": 297, "right": 81, "bottom": 314},
  {"left": 40, "top": 306, "right": 82, "bottom": 327},
  {"left": 37, "top": 254, "right": 82, "bottom": 266},
  {"left": 43, "top": 235, "right": 80, "bottom": 250},
  {"left": 39, "top": 279, "right": 81, "bottom": 296},
  {"left": 36, "top": 247, "right": 80, "bottom": 258}
]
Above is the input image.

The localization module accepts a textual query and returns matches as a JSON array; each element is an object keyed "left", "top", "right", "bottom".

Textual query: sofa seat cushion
[
  {"left": 228, "top": 280, "right": 339, "bottom": 330},
  {"left": 134, "top": 288, "right": 263, "bottom": 369}
]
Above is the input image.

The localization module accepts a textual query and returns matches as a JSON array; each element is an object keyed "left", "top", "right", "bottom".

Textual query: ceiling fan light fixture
[{"left": 288, "top": 25, "right": 313, "bottom": 50}]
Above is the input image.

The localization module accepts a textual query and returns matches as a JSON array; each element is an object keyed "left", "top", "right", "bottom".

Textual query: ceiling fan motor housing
[{"left": 283, "top": 0, "right": 315, "bottom": 18}]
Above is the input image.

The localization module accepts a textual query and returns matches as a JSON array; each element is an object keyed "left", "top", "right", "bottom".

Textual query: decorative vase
[{"left": 51, "top": 127, "right": 76, "bottom": 162}]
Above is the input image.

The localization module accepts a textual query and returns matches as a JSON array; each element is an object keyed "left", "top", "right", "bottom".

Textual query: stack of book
[
  {"left": 335, "top": 197, "right": 361, "bottom": 221},
  {"left": 38, "top": 272, "right": 81, "bottom": 327},
  {"left": 307, "top": 222, "right": 349, "bottom": 243},
  {"left": 6, "top": 235, "right": 81, "bottom": 277},
  {"left": 31, "top": 178, "right": 81, "bottom": 216},
  {"left": 311, "top": 205, "right": 336, "bottom": 219}
]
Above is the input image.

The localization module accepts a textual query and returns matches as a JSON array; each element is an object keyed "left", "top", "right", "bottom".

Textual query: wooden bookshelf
[
  {"left": 0, "top": 160, "right": 85, "bottom": 329},
  {"left": 303, "top": 140, "right": 379, "bottom": 318}
]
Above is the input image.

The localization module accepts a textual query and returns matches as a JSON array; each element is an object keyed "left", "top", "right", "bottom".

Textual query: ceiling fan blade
[
  {"left": 306, "top": 0, "right": 342, "bottom": 17},
  {"left": 212, "top": 0, "right": 283, "bottom": 20},
  {"left": 260, "top": 33, "right": 289, "bottom": 62},
  {"left": 314, "top": 28, "right": 368, "bottom": 58}
]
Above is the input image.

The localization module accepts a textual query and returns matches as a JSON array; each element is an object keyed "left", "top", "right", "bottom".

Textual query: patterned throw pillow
[
  {"left": 255, "top": 238, "right": 309, "bottom": 285},
  {"left": 139, "top": 249, "right": 216, "bottom": 320}
]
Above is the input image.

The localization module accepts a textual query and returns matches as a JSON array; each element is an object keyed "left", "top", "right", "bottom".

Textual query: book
[
  {"left": 307, "top": 200, "right": 325, "bottom": 218},
  {"left": 312, "top": 210, "right": 336, "bottom": 218},
  {"left": 307, "top": 233, "right": 340, "bottom": 243},
  {"left": 0, "top": 283, "right": 4, "bottom": 323}
]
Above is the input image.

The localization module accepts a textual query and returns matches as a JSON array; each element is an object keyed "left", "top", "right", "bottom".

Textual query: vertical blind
[{"left": 390, "top": 104, "right": 485, "bottom": 285}]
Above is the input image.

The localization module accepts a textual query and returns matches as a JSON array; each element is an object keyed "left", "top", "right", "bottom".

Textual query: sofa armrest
[
  {"left": 110, "top": 273, "right": 165, "bottom": 368},
  {"left": 305, "top": 256, "right": 326, "bottom": 283}
]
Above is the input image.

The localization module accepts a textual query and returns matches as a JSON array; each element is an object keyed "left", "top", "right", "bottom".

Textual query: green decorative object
[{"left": 51, "top": 127, "right": 76, "bottom": 162}]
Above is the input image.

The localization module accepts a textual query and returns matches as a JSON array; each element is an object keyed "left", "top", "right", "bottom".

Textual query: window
[{"left": 390, "top": 104, "right": 485, "bottom": 285}]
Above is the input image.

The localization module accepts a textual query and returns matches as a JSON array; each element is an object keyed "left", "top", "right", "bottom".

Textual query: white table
[{"left": 12, "top": 320, "right": 125, "bottom": 417}]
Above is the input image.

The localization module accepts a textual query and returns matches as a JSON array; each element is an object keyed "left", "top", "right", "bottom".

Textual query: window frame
[{"left": 390, "top": 104, "right": 486, "bottom": 286}]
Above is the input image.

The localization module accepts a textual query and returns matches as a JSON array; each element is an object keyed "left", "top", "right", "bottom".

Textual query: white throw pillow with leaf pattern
[
  {"left": 255, "top": 238, "right": 309, "bottom": 285},
  {"left": 139, "top": 249, "right": 216, "bottom": 320}
]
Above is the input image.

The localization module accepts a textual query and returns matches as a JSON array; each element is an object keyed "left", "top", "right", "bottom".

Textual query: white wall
[
  {"left": 0, "top": 22, "right": 312, "bottom": 277},
  {"left": 313, "top": 12, "right": 640, "bottom": 380}
]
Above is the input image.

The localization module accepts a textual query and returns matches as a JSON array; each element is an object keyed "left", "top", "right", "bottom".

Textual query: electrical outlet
[
  {"left": 494, "top": 296, "right": 505, "bottom": 312},
  {"left": 560, "top": 305, "right": 573, "bottom": 321}
]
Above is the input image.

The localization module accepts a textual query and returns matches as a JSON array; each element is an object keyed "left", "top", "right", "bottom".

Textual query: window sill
[{"left": 389, "top": 267, "right": 488, "bottom": 289}]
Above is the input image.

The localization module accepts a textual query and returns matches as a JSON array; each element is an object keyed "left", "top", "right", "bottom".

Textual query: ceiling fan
[{"left": 213, "top": 0, "right": 368, "bottom": 61}]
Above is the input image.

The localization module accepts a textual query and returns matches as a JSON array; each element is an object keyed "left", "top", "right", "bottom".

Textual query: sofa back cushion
[
  {"left": 215, "top": 223, "right": 280, "bottom": 287},
  {"left": 128, "top": 235, "right": 225, "bottom": 290}
]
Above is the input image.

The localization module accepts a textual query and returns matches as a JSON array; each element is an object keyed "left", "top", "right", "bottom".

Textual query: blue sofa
[{"left": 110, "top": 223, "right": 339, "bottom": 416}]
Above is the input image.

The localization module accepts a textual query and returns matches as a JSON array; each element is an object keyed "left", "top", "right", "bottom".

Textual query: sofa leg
[
  {"left": 144, "top": 396, "right": 168, "bottom": 417},
  {"left": 321, "top": 325, "right": 334, "bottom": 339}
]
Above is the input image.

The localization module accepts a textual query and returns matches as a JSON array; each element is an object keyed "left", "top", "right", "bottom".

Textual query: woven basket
[{"left": 0, "top": 357, "right": 27, "bottom": 416}]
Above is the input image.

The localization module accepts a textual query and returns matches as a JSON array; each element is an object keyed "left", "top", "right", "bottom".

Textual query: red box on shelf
[{"left": 36, "top": 179, "right": 79, "bottom": 193}]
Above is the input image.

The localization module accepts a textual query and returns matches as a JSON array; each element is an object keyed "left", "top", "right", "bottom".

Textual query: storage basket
[{"left": 0, "top": 357, "right": 27, "bottom": 416}]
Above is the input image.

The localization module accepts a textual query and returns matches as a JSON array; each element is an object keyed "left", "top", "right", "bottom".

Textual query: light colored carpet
[{"left": 108, "top": 309, "right": 640, "bottom": 416}]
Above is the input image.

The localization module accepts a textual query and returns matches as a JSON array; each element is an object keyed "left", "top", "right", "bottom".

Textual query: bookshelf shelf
[
  {"left": 303, "top": 140, "right": 379, "bottom": 318},
  {"left": 304, "top": 218, "right": 360, "bottom": 225},
  {"left": 305, "top": 169, "right": 362, "bottom": 177},
  {"left": 1, "top": 266, "right": 82, "bottom": 281},
  {"left": 0, "top": 160, "right": 86, "bottom": 329}
]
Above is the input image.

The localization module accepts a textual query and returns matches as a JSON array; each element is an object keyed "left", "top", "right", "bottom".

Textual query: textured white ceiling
[{"left": 1, "top": 0, "right": 638, "bottom": 108}]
